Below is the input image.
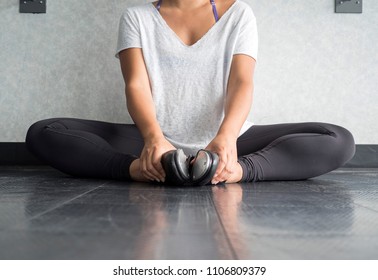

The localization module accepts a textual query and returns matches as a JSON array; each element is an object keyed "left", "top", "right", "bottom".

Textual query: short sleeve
[
  {"left": 115, "top": 10, "right": 142, "bottom": 58},
  {"left": 233, "top": 8, "right": 258, "bottom": 60}
]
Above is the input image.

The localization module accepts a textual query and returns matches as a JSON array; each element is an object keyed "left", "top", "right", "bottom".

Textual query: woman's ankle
[
  {"left": 129, "top": 159, "right": 149, "bottom": 182},
  {"left": 226, "top": 162, "right": 243, "bottom": 183}
]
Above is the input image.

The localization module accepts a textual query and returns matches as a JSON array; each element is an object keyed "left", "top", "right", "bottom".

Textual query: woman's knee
[
  {"left": 25, "top": 118, "right": 61, "bottom": 152},
  {"left": 26, "top": 120, "right": 45, "bottom": 145},
  {"left": 323, "top": 123, "right": 356, "bottom": 167}
]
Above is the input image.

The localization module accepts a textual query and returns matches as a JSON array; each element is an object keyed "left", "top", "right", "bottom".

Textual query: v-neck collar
[{"left": 150, "top": 1, "right": 238, "bottom": 48}]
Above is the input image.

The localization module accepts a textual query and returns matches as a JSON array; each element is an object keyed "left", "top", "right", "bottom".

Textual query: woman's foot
[
  {"left": 225, "top": 162, "right": 243, "bottom": 183},
  {"left": 129, "top": 159, "right": 150, "bottom": 182},
  {"left": 130, "top": 157, "right": 243, "bottom": 184}
]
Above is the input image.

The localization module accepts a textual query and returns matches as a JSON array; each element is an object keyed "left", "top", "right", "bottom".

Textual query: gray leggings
[{"left": 25, "top": 118, "right": 355, "bottom": 182}]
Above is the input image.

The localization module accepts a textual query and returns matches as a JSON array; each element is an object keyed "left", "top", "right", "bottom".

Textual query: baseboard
[
  {"left": 343, "top": 145, "right": 378, "bottom": 168},
  {"left": 0, "top": 142, "right": 43, "bottom": 165},
  {"left": 0, "top": 143, "right": 377, "bottom": 167}
]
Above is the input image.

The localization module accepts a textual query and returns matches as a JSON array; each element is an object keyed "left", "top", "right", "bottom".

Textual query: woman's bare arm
[
  {"left": 206, "top": 54, "right": 256, "bottom": 184},
  {"left": 119, "top": 48, "right": 175, "bottom": 182},
  {"left": 119, "top": 48, "right": 162, "bottom": 140}
]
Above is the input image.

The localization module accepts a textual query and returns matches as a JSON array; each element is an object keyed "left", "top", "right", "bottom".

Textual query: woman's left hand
[{"left": 205, "top": 134, "right": 238, "bottom": 184}]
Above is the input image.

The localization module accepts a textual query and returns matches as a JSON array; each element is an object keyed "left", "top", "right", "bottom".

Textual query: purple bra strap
[
  {"left": 156, "top": 0, "right": 162, "bottom": 11},
  {"left": 210, "top": 0, "right": 219, "bottom": 22},
  {"left": 155, "top": 0, "right": 219, "bottom": 22}
]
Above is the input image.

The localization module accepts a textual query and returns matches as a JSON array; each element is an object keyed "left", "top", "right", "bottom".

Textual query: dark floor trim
[
  {"left": 344, "top": 145, "right": 378, "bottom": 168},
  {"left": 0, "top": 142, "right": 43, "bottom": 165},
  {"left": 0, "top": 143, "right": 377, "bottom": 167}
]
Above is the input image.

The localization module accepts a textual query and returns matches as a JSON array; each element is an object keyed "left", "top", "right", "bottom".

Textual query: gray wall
[{"left": 1, "top": 0, "right": 377, "bottom": 143}]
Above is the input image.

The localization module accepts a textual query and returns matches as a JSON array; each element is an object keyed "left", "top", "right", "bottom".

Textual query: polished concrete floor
[{"left": 0, "top": 166, "right": 377, "bottom": 260}]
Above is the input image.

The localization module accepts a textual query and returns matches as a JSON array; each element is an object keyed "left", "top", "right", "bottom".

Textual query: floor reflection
[
  {"left": 16, "top": 175, "right": 365, "bottom": 259},
  {"left": 212, "top": 181, "right": 356, "bottom": 259},
  {"left": 212, "top": 184, "right": 249, "bottom": 259},
  {"left": 129, "top": 186, "right": 168, "bottom": 259}
]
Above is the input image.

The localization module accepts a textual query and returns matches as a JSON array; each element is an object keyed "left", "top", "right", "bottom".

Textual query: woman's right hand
[{"left": 139, "top": 136, "right": 176, "bottom": 182}]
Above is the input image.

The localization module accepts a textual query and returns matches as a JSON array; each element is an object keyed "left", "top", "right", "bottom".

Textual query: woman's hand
[
  {"left": 204, "top": 54, "right": 255, "bottom": 184},
  {"left": 119, "top": 49, "right": 175, "bottom": 182},
  {"left": 205, "top": 133, "right": 239, "bottom": 184},
  {"left": 139, "top": 136, "right": 176, "bottom": 182}
]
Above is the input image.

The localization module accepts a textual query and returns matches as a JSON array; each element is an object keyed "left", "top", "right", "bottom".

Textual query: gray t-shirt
[{"left": 116, "top": 0, "right": 258, "bottom": 155}]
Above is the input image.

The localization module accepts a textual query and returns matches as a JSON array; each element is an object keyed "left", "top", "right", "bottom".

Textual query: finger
[
  {"left": 214, "top": 154, "right": 237, "bottom": 183},
  {"left": 216, "top": 162, "right": 234, "bottom": 183},
  {"left": 156, "top": 162, "right": 166, "bottom": 181},
  {"left": 212, "top": 154, "right": 227, "bottom": 184},
  {"left": 214, "top": 157, "right": 226, "bottom": 177},
  {"left": 146, "top": 158, "right": 163, "bottom": 182},
  {"left": 141, "top": 164, "right": 154, "bottom": 181},
  {"left": 141, "top": 156, "right": 158, "bottom": 181},
  {"left": 151, "top": 154, "right": 165, "bottom": 182}
]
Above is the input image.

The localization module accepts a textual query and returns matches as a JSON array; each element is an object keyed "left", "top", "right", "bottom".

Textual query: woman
[{"left": 25, "top": 0, "right": 355, "bottom": 185}]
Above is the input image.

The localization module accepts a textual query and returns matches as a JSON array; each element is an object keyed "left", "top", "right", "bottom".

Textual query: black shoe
[
  {"left": 161, "top": 149, "right": 219, "bottom": 186},
  {"left": 191, "top": 149, "right": 219, "bottom": 186},
  {"left": 161, "top": 149, "right": 191, "bottom": 185}
]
